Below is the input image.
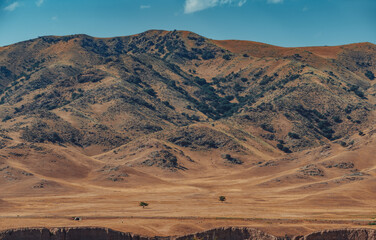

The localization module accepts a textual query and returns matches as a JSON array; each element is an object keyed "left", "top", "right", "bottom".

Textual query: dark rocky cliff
[{"left": 1, "top": 227, "right": 376, "bottom": 240}]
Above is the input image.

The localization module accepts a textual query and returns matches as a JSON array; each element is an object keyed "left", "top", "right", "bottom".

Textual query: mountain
[{"left": 0, "top": 30, "right": 375, "bottom": 235}]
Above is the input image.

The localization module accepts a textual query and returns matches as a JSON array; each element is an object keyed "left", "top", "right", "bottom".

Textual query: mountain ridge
[{"left": 2, "top": 29, "right": 374, "bottom": 49}]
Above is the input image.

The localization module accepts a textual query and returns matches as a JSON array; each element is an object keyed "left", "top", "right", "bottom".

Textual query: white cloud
[
  {"left": 36, "top": 0, "right": 44, "bottom": 7},
  {"left": 267, "top": 0, "right": 283, "bottom": 3},
  {"left": 4, "top": 2, "right": 20, "bottom": 11},
  {"left": 184, "top": 0, "right": 217, "bottom": 13},
  {"left": 184, "top": 0, "right": 247, "bottom": 14},
  {"left": 238, "top": 0, "right": 246, "bottom": 7},
  {"left": 51, "top": 16, "right": 58, "bottom": 21},
  {"left": 140, "top": 5, "right": 151, "bottom": 9}
]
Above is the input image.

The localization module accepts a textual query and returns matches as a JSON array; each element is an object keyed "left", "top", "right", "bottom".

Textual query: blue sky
[{"left": 0, "top": 0, "right": 375, "bottom": 47}]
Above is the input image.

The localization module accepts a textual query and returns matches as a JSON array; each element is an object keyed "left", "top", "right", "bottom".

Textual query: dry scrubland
[{"left": 0, "top": 30, "right": 375, "bottom": 237}]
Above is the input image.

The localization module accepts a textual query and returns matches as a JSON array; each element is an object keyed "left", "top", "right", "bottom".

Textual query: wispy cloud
[
  {"left": 184, "top": 0, "right": 247, "bottom": 14},
  {"left": 140, "top": 5, "right": 151, "bottom": 9},
  {"left": 36, "top": 0, "right": 44, "bottom": 7},
  {"left": 51, "top": 16, "right": 58, "bottom": 21},
  {"left": 4, "top": 2, "right": 20, "bottom": 11},
  {"left": 267, "top": 0, "right": 283, "bottom": 4},
  {"left": 238, "top": 0, "right": 246, "bottom": 7}
]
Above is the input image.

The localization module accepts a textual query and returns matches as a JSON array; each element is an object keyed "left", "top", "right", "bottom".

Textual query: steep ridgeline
[{"left": 0, "top": 30, "right": 375, "bottom": 173}]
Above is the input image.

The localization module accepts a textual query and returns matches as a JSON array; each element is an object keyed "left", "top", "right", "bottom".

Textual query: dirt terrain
[{"left": 0, "top": 30, "right": 375, "bottom": 237}]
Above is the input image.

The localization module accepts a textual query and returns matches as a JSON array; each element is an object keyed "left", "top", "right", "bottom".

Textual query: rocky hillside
[
  {"left": 0, "top": 30, "right": 376, "bottom": 236},
  {"left": 0, "top": 29, "right": 375, "bottom": 184}
]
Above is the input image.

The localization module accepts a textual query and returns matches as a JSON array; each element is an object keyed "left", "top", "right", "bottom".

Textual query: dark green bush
[
  {"left": 365, "top": 70, "right": 375, "bottom": 80},
  {"left": 202, "top": 51, "right": 215, "bottom": 60},
  {"left": 222, "top": 54, "right": 231, "bottom": 60},
  {"left": 195, "top": 77, "right": 207, "bottom": 86},
  {"left": 2, "top": 115, "right": 11, "bottom": 122},
  {"left": 333, "top": 116, "right": 342, "bottom": 123},
  {"left": 277, "top": 143, "right": 292, "bottom": 153},
  {"left": 260, "top": 75, "right": 273, "bottom": 85},
  {"left": 162, "top": 101, "right": 175, "bottom": 109},
  {"left": 318, "top": 120, "right": 334, "bottom": 139},
  {"left": 288, "top": 132, "right": 300, "bottom": 139},
  {"left": 144, "top": 88, "right": 156, "bottom": 97},
  {"left": 261, "top": 123, "right": 275, "bottom": 133}
]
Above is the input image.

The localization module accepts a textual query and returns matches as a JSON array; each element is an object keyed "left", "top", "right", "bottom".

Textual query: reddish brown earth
[{"left": 0, "top": 30, "right": 375, "bottom": 237}]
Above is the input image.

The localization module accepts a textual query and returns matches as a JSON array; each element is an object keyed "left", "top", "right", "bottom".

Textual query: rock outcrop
[
  {"left": 293, "top": 228, "right": 376, "bottom": 240},
  {"left": 175, "top": 227, "right": 277, "bottom": 240},
  {"left": 1, "top": 227, "right": 376, "bottom": 240},
  {"left": 0, "top": 227, "right": 163, "bottom": 240}
]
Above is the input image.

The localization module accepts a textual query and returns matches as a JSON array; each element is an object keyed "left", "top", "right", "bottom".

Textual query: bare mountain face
[{"left": 0, "top": 31, "right": 375, "bottom": 228}]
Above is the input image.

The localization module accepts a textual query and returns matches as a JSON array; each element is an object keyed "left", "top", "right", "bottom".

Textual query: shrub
[
  {"left": 225, "top": 95, "right": 234, "bottom": 101},
  {"left": 222, "top": 54, "right": 231, "bottom": 60},
  {"left": 261, "top": 123, "right": 275, "bottom": 133},
  {"left": 34, "top": 93, "right": 43, "bottom": 100},
  {"left": 349, "top": 85, "right": 365, "bottom": 98},
  {"left": 277, "top": 143, "right": 292, "bottom": 153},
  {"left": 219, "top": 196, "right": 226, "bottom": 202},
  {"left": 233, "top": 83, "right": 244, "bottom": 92},
  {"left": 2, "top": 115, "right": 11, "bottom": 122},
  {"left": 259, "top": 75, "right": 273, "bottom": 85},
  {"left": 282, "top": 146, "right": 292, "bottom": 153},
  {"left": 71, "top": 92, "right": 83, "bottom": 100},
  {"left": 345, "top": 105, "right": 352, "bottom": 114},
  {"left": 202, "top": 51, "right": 215, "bottom": 60},
  {"left": 333, "top": 116, "right": 342, "bottom": 123},
  {"left": 222, "top": 154, "right": 243, "bottom": 164},
  {"left": 189, "top": 115, "right": 200, "bottom": 121},
  {"left": 144, "top": 88, "right": 156, "bottom": 97},
  {"left": 365, "top": 70, "right": 375, "bottom": 80},
  {"left": 162, "top": 101, "right": 175, "bottom": 110},
  {"left": 195, "top": 77, "right": 207, "bottom": 86},
  {"left": 139, "top": 202, "right": 149, "bottom": 208},
  {"left": 288, "top": 132, "right": 300, "bottom": 139},
  {"left": 354, "top": 89, "right": 365, "bottom": 98},
  {"left": 51, "top": 132, "right": 63, "bottom": 143},
  {"left": 126, "top": 76, "right": 142, "bottom": 85}
]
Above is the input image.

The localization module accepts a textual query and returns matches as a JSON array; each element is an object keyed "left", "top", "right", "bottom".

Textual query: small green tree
[
  {"left": 219, "top": 196, "right": 226, "bottom": 202},
  {"left": 139, "top": 202, "right": 149, "bottom": 208}
]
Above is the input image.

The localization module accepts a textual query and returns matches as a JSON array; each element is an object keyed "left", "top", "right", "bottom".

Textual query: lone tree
[
  {"left": 219, "top": 196, "right": 226, "bottom": 202},
  {"left": 139, "top": 202, "right": 149, "bottom": 208}
]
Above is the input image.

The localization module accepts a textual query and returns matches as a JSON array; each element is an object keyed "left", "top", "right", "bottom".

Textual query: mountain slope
[{"left": 0, "top": 31, "right": 375, "bottom": 231}]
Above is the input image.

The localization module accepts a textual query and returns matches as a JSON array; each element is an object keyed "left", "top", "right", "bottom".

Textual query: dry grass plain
[{"left": 1, "top": 130, "right": 375, "bottom": 237}]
